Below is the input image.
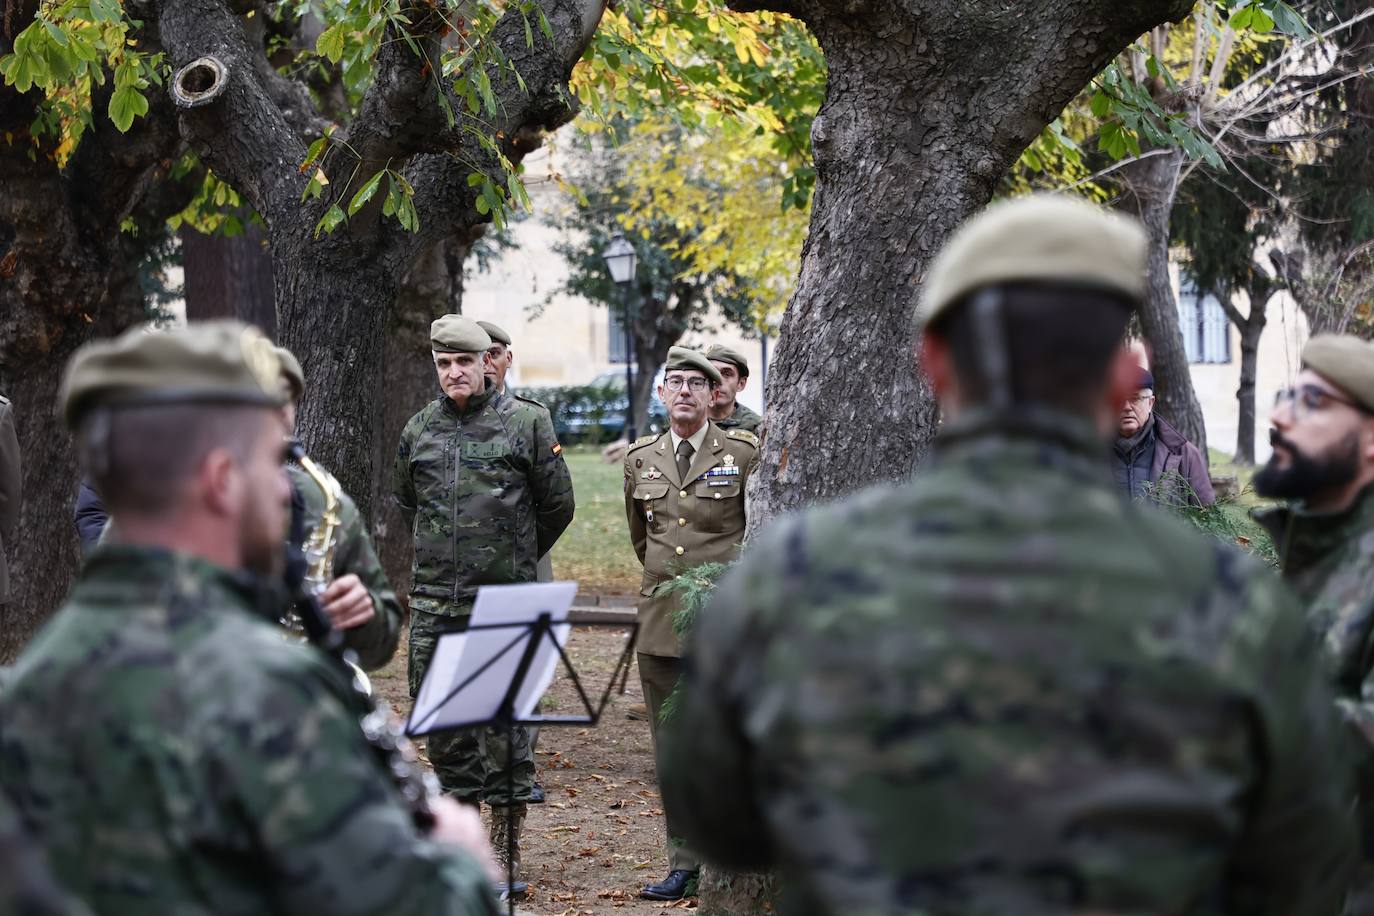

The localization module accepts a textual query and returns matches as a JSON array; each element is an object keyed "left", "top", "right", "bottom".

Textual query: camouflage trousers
[{"left": 408, "top": 610, "right": 535, "bottom": 806}]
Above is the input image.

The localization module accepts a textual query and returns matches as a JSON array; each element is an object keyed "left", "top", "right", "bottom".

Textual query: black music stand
[{"left": 407, "top": 607, "right": 638, "bottom": 915}]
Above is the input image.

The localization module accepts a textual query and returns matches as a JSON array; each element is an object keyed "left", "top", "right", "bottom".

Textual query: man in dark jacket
[
  {"left": 1113, "top": 368, "right": 1215, "bottom": 506},
  {"left": 73, "top": 481, "right": 107, "bottom": 554}
]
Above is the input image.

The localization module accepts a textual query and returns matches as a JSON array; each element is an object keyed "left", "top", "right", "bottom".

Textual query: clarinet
[{"left": 287, "top": 440, "right": 440, "bottom": 832}]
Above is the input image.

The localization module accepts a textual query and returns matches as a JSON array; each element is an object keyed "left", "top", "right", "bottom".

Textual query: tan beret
[
  {"left": 274, "top": 345, "right": 305, "bottom": 402},
  {"left": 665, "top": 346, "right": 722, "bottom": 384},
  {"left": 704, "top": 344, "right": 749, "bottom": 377},
  {"left": 59, "top": 321, "right": 284, "bottom": 428},
  {"left": 1303, "top": 335, "right": 1374, "bottom": 412},
  {"left": 430, "top": 314, "right": 491, "bottom": 353},
  {"left": 476, "top": 321, "right": 512, "bottom": 347},
  {"left": 915, "top": 194, "right": 1148, "bottom": 330}
]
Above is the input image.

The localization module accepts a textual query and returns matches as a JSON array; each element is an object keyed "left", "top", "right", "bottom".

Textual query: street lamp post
[{"left": 602, "top": 232, "right": 638, "bottom": 441}]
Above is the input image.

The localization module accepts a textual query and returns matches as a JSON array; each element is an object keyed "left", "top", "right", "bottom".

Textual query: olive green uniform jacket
[
  {"left": 715, "top": 402, "right": 763, "bottom": 435},
  {"left": 663, "top": 411, "right": 1355, "bottom": 916},
  {"left": 0, "top": 545, "right": 498, "bottom": 916},
  {"left": 624, "top": 422, "right": 759, "bottom": 657},
  {"left": 288, "top": 463, "right": 402, "bottom": 670},
  {"left": 393, "top": 382, "right": 574, "bottom": 615}
]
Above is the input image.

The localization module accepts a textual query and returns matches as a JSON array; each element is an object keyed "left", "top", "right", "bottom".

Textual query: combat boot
[{"left": 489, "top": 802, "right": 529, "bottom": 899}]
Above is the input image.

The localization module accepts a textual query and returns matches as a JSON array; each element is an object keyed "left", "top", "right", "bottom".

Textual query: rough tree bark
[
  {"left": 1114, "top": 147, "right": 1208, "bottom": 457},
  {"left": 181, "top": 220, "right": 276, "bottom": 336},
  {"left": 740, "top": 0, "right": 1197, "bottom": 540},
  {"left": 0, "top": 7, "right": 194, "bottom": 660},
  {"left": 154, "top": 0, "right": 605, "bottom": 523}
]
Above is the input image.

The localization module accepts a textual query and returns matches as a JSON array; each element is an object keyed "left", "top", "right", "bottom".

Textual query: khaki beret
[
  {"left": 665, "top": 346, "right": 722, "bottom": 384},
  {"left": 476, "top": 321, "right": 512, "bottom": 347},
  {"left": 704, "top": 344, "right": 749, "bottom": 377},
  {"left": 915, "top": 194, "right": 1148, "bottom": 330},
  {"left": 430, "top": 314, "right": 491, "bottom": 353},
  {"left": 1303, "top": 335, "right": 1374, "bottom": 412},
  {"left": 59, "top": 321, "right": 284, "bottom": 429},
  {"left": 274, "top": 345, "right": 305, "bottom": 402}
]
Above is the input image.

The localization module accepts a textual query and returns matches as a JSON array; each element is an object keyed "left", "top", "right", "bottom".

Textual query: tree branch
[{"left": 154, "top": 0, "right": 313, "bottom": 227}]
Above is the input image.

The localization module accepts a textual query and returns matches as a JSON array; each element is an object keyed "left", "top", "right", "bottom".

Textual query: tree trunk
[
  {"left": 1113, "top": 147, "right": 1208, "bottom": 459},
  {"left": 181, "top": 220, "right": 277, "bottom": 336},
  {"left": 1231, "top": 276, "right": 1272, "bottom": 466},
  {"left": 741, "top": 0, "right": 1195, "bottom": 538},
  {"left": 371, "top": 236, "right": 472, "bottom": 596}
]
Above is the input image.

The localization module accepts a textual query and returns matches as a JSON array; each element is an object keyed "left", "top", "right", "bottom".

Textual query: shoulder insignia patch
[
  {"left": 629, "top": 433, "right": 661, "bottom": 451},
  {"left": 513, "top": 393, "right": 549, "bottom": 410},
  {"left": 726, "top": 428, "right": 759, "bottom": 446}
]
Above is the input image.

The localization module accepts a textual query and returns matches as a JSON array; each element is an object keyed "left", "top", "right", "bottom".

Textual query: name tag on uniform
[{"left": 707, "top": 480, "right": 733, "bottom": 487}]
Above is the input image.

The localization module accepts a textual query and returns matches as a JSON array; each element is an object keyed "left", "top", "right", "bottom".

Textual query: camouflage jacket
[
  {"left": 0, "top": 545, "right": 498, "bottom": 916},
  {"left": 716, "top": 402, "right": 763, "bottom": 435},
  {"left": 288, "top": 462, "right": 402, "bottom": 670},
  {"left": 1256, "top": 485, "right": 1374, "bottom": 696},
  {"left": 393, "top": 383, "right": 574, "bottom": 615},
  {"left": 661, "top": 410, "right": 1355, "bottom": 916}
]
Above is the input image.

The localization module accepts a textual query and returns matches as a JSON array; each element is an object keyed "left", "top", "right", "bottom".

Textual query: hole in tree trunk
[{"left": 172, "top": 57, "right": 229, "bottom": 108}]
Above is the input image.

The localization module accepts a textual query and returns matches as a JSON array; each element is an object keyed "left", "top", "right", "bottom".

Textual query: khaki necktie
[{"left": 676, "top": 439, "right": 694, "bottom": 483}]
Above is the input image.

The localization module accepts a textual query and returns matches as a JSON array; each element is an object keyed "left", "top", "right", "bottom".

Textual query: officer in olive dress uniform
[{"left": 623, "top": 346, "right": 759, "bottom": 901}]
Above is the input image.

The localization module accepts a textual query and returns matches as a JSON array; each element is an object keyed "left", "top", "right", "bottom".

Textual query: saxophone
[
  {"left": 286, "top": 440, "right": 441, "bottom": 832},
  {"left": 289, "top": 449, "right": 373, "bottom": 696}
]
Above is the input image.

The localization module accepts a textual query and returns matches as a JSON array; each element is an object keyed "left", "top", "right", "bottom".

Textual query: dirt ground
[{"left": 374, "top": 625, "right": 698, "bottom": 915}]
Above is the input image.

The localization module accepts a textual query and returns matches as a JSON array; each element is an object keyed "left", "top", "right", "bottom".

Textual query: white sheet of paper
[{"left": 408, "top": 581, "right": 578, "bottom": 735}]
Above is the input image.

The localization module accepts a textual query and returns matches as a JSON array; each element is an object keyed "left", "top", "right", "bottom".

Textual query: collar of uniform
[
  {"left": 441, "top": 377, "right": 498, "bottom": 418},
  {"left": 935, "top": 405, "right": 1111, "bottom": 476},
  {"left": 1255, "top": 480, "right": 1374, "bottom": 576},
  {"left": 669, "top": 422, "right": 710, "bottom": 457},
  {"left": 75, "top": 543, "right": 289, "bottom": 621}
]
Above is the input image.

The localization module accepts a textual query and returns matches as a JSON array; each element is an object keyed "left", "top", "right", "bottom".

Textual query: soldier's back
[
  {"left": 667, "top": 422, "right": 1354, "bottom": 915},
  {"left": 0, "top": 545, "right": 477, "bottom": 916}
]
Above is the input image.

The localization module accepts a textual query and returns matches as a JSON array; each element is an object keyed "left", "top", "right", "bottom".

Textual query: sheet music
[{"left": 408, "top": 581, "right": 578, "bottom": 735}]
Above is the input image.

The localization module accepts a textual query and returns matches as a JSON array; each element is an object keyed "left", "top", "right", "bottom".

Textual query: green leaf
[
  {"left": 89, "top": 0, "right": 123, "bottom": 23},
  {"left": 316, "top": 23, "right": 346, "bottom": 64},
  {"left": 347, "top": 169, "right": 386, "bottom": 215},
  {"left": 314, "top": 203, "right": 346, "bottom": 238},
  {"left": 1229, "top": 7, "right": 1254, "bottom": 30},
  {"left": 1089, "top": 91, "right": 1112, "bottom": 119},
  {"left": 1248, "top": 8, "right": 1274, "bottom": 33},
  {"left": 108, "top": 86, "right": 149, "bottom": 132},
  {"left": 42, "top": 21, "right": 69, "bottom": 48},
  {"left": 301, "top": 136, "right": 328, "bottom": 173}
]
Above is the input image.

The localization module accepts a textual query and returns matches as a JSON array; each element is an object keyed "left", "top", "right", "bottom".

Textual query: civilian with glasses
[
  {"left": 1255, "top": 334, "right": 1374, "bottom": 913},
  {"left": 1111, "top": 367, "right": 1215, "bottom": 506},
  {"left": 622, "top": 346, "right": 760, "bottom": 902}
]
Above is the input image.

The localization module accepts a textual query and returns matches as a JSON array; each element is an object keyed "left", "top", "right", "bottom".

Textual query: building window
[
  {"left": 1177, "top": 278, "right": 1231, "bottom": 364},
  {"left": 608, "top": 310, "right": 628, "bottom": 363}
]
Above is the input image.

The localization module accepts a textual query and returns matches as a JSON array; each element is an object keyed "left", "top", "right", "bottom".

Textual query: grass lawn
[{"left": 548, "top": 446, "right": 642, "bottom": 595}]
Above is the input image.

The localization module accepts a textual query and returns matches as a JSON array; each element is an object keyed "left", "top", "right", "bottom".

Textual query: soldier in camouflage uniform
[
  {"left": 625, "top": 346, "right": 759, "bottom": 901},
  {"left": 394, "top": 314, "right": 575, "bottom": 893},
  {"left": 275, "top": 346, "right": 402, "bottom": 670},
  {"left": 0, "top": 320, "right": 498, "bottom": 916},
  {"left": 705, "top": 343, "right": 763, "bottom": 434},
  {"left": 1252, "top": 334, "right": 1374, "bottom": 913},
  {"left": 660, "top": 196, "right": 1356, "bottom": 916}
]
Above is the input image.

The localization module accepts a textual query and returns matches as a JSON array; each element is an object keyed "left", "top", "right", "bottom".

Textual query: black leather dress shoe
[{"left": 640, "top": 869, "right": 697, "bottom": 900}]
